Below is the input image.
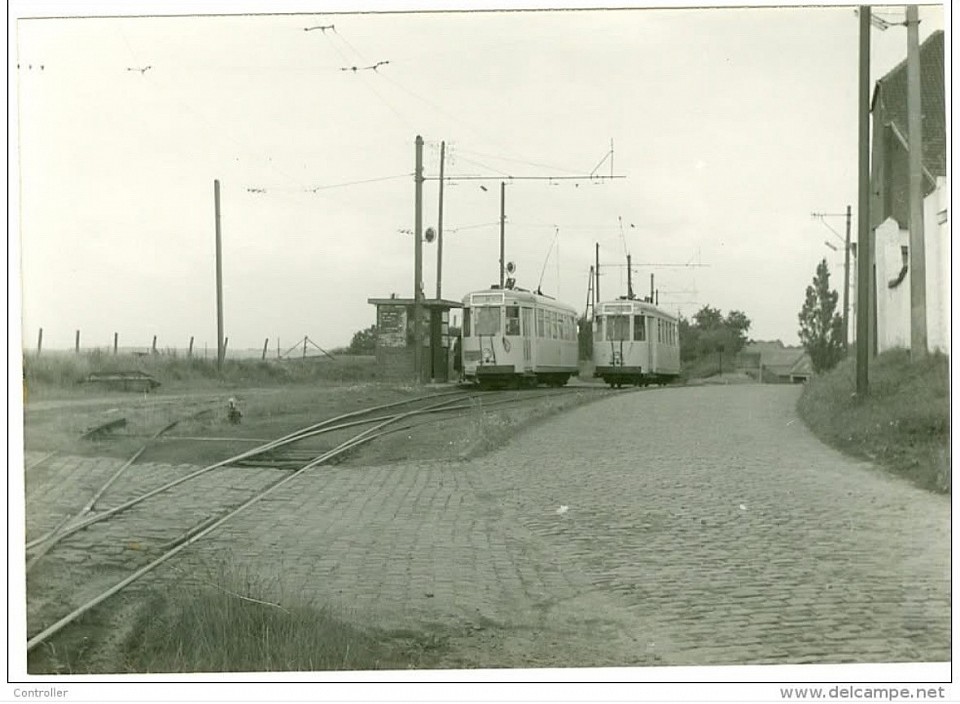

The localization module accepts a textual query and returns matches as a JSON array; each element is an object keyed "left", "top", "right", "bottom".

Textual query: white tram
[
  {"left": 461, "top": 287, "right": 580, "bottom": 388},
  {"left": 593, "top": 298, "right": 681, "bottom": 387}
]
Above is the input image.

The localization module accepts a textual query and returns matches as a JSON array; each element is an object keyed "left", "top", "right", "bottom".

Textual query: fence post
[
  {"left": 75, "top": 329, "right": 80, "bottom": 354},
  {"left": 37, "top": 328, "right": 43, "bottom": 356},
  {"left": 113, "top": 332, "right": 118, "bottom": 355},
  {"left": 188, "top": 336, "right": 194, "bottom": 358},
  {"left": 262, "top": 337, "right": 269, "bottom": 360}
]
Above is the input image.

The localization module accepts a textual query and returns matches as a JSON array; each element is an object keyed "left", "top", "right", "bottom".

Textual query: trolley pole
[
  {"left": 436, "top": 140, "right": 445, "bottom": 300},
  {"left": 214, "top": 179, "right": 224, "bottom": 373},
  {"left": 856, "top": 6, "right": 871, "bottom": 396},
  {"left": 626, "top": 254, "right": 633, "bottom": 299},
  {"left": 499, "top": 181, "right": 506, "bottom": 288},
  {"left": 414, "top": 136, "right": 425, "bottom": 382}
]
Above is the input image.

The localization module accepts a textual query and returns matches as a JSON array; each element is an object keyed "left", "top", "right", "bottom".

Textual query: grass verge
[
  {"left": 796, "top": 348, "right": 950, "bottom": 493},
  {"left": 30, "top": 561, "right": 445, "bottom": 674},
  {"left": 22, "top": 351, "right": 379, "bottom": 400}
]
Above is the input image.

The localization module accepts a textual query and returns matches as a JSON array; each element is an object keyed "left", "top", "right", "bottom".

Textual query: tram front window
[
  {"left": 505, "top": 306, "right": 520, "bottom": 336},
  {"left": 475, "top": 307, "right": 501, "bottom": 336},
  {"left": 605, "top": 315, "right": 630, "bottom": 341}
]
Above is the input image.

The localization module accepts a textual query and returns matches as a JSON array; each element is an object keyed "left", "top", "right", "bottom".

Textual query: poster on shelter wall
[{"left": 377, "top": 306, "right": 406, "bottom": 348}]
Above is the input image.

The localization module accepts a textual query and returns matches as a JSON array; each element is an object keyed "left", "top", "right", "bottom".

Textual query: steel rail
[
  {"left": 25, "top": 394, "right": 468, "bottom": 652},
  {"left": 25, "top": 390, "right": 474, "bottom": 552}
]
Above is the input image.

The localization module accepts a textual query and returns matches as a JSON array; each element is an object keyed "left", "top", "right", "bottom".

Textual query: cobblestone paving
[{"left": 23, "top": 385, "right": 949, "bottom": 668}]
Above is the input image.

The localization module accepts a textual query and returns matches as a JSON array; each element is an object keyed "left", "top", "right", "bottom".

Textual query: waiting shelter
[{"left": 367, "top": 295, "right": 462, "bottom": 382}]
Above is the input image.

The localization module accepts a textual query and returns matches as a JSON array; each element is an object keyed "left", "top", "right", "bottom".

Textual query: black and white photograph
[{"left": 8, "top": 0, "right": 951, "bottom": 697}]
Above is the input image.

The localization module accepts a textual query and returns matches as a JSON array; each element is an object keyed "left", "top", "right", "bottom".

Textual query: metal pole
[
  {"left": 113, "top": 332, "right": 118, "bottom": 355},
  {"left": 75, "top": 329, "right": 80, "bottom": 354},
  {"left": 414, "top": 136, "right": 424, "bottom": 382},
  {"left": 436, "top": 141, "right": 445, "bottom": 300},
  {"left": 595, "top": 243, "right": 600, "bottom": 303},
  {"left": 856, "top": 6, "right": 871, "bottom": 396},
  {"left": 906, "top": 5, "right": 927, "bottom": 357},
  {"left": 214, "top": 179, "right": 224, "bottom": 373},
  {"left": 650, "top": 273, "right": 654, "bottom": 302},
  {"left": 843, "top": 205, "right": 851, "bottom": 349},
  {"left": 499, "top": 181, "right": 506, "bottom": 288}
]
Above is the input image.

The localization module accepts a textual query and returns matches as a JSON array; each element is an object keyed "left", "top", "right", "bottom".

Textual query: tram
[
  {"left": 461, "top": 286, "right": 580, "bottom": 389},
  {"left": 593, "top": 297, "right": 681, "bottom": 387}
]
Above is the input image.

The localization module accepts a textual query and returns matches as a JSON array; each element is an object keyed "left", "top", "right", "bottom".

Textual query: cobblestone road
[{"left": 24, "top": 384, "right": 949, "bottom": 668}]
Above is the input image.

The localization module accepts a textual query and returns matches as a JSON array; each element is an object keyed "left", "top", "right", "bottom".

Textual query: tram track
[{"left": 24, "top": 384, "right": 624, "bottom": 653}]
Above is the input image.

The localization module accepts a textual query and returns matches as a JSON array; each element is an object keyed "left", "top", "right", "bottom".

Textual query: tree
[
  {"left": 347, "top": 324, "right": 377, "bottom": 355},
  {"left": 724, "top": 310, "right": 751, "bottom": 353},
  {"left": 798, "top": 258, "right": 845, "bottom": 373}
]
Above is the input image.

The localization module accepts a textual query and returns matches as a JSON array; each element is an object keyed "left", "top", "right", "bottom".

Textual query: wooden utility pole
[
  {"left": 626, "top": 254, "right": 634, "bottom": 299},
  {"left": 413, "top": 135, "right": 424, "bottom": 382},
  {"left": 75, "top": 330, "right": 80, "bottom": 354},
  {"left": 214, "top": 179, "right": 225, "bottom": 373},
  {"left": 262, "top": 338, "right": 269, "bottom": 360},
  {"left": 843, "top": 205, "right": 852, "bottom": 349},
  {"left": 188, "top": 336, "right": 194, "bottom": 358},
  {"left": 906, "top": 4, "right": 927, "bottom": 357},
  {"left": 436, "top": 140, "right": 445, "bottom": 300},
  {"left": 113, "top": 332, "right": 118, "bottom": 355},
  {"left": 499, "top": 181, "right": 506, "bottom": 288},
  {"left": 595, "top": 243, "right": 600, "bottom": 303},
  {"left": 36, "top": 328, "right": 42, "bottom": 356},
  {"left": 856, "top": 6, "right": 871, "bottom": 396}
]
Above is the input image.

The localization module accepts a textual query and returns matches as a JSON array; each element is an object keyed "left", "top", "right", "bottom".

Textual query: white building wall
[
  {"left": 924, "top": 178, "right": 950, "bottom": 354},
  {"left": 874, "top": 218, "right": 911, "bottom": 352},
  {"left": 873, "top": 179, "right": 950, "bottom": 355}
]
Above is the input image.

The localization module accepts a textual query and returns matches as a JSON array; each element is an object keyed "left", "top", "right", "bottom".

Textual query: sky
[{"left": 11, "top": 1, "right": 947, "bottom": 353}]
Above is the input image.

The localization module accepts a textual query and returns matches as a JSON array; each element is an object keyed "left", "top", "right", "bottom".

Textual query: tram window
[
  {"left": 536, "top": 308, "right": 545, "bottom": 337},
  {"left": 633, "top": 315, "right": 646, "bottom": 341},
  {"left": 475, "top": 307, "right": 500, "bottom": 336},
  {"left": 605, "top": 315, "right": 629, "bottom": 341},
  {"left": 505, "top": 305, "right": 520, "bottom": 336},
  {"left": 463, "top": 309, "right": 471, "bottom": 337}
]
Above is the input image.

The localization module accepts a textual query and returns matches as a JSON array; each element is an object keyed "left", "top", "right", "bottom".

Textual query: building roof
[
  {"left": 871, "top": 30, "right": 946, "bottom": 179},
  {"left": 367, "top": 297, "right": 463, "bottom": 309}
]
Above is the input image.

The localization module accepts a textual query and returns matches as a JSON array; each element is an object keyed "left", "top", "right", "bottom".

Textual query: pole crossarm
[{"left": 422, "top": 174, "right": 626, "bottom": 182}]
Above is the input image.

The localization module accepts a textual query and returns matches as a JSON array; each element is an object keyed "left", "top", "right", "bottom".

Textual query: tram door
[{"left": 521, "top": 307, "right": 533, "bottom": 372}]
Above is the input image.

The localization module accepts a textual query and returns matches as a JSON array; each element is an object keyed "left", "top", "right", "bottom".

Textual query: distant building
[
  {"left": 869, "top": 30, "right": 948, "bottom": 355},
  {"left": 738, "top": 341, "right": 812, "bottom": 384}
]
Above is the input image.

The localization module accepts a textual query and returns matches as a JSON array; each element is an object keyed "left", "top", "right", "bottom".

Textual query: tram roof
[
  {"left": 462, "top": 287, "right": 577, "bottom": 312},
  {"left": 596, "top": 298, "right": 678, "bottom": 320},
  {"left": 367, "top": 297, "right": 463, "bottom": 309}
]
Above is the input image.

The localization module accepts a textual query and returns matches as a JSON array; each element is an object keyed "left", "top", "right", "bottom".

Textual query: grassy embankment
[{"left": 797, "top": 349, "right": 950, "bottom": 493}]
